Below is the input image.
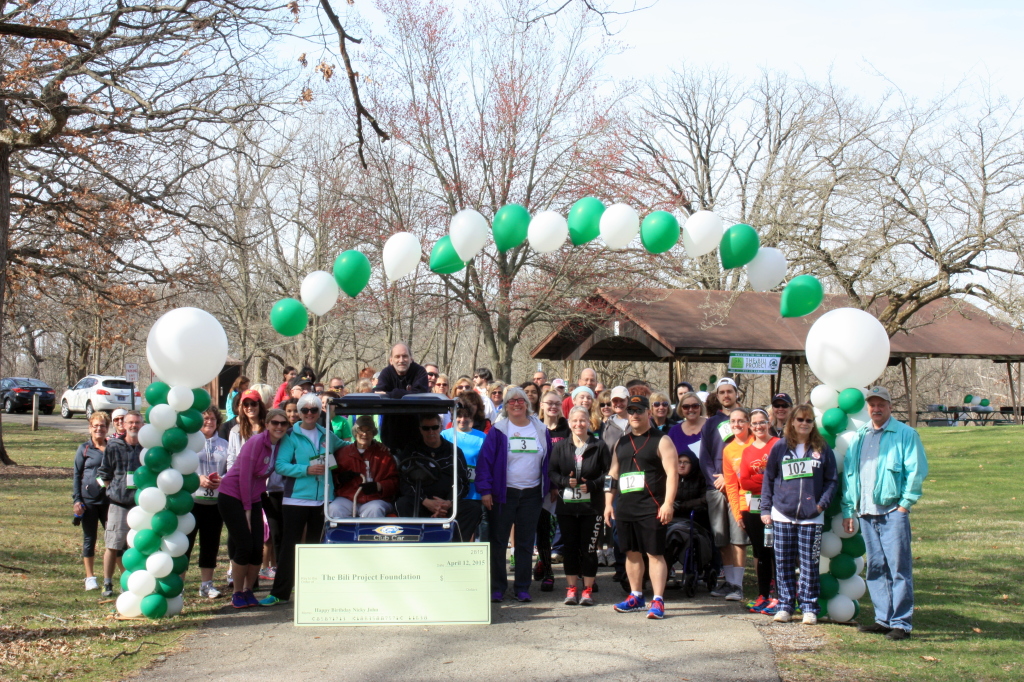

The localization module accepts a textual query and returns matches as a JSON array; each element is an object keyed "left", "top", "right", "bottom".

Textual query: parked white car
[{"left": 60, "top": 375, "right": 142, "bottom": 418}]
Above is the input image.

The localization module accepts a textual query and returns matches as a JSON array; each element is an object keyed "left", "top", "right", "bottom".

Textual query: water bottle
[{"left": 764, "top": 525, "right": 773, "bottom": 548}]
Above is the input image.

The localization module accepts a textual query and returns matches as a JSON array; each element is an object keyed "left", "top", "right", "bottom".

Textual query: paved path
[
  {"left": 140, "top": 569, "right": 779, "bottom": 682},
  {"left": 5, "top": 412, "right": 91, "bottom": 435}
]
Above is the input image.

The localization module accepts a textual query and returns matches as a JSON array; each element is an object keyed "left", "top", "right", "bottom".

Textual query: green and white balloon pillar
[{"left": 117, "top": 308, "right": 229, "bottom": 619}]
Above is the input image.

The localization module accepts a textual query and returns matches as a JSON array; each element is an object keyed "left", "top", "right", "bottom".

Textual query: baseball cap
[
  {"left": 240, "top": 389, "right": 263, "bottom": 404},
  {"left": 627, "top": 394, "right": 650, "bottom": 410},
  {"left": 715, "top": 377, "right": 738, "bottom": 390},
  {"left": 551, "top": 378, "right": 566, "bottom": 389},
  {"left": 867, "top": 386, "right": 891, "bottom": 403},
  {"left": 771, "top": 393, "right": 793, "bottom": 406},
  {"left": 288, "top": 376, "right": 314, "bottom": 391},
  {"left": 610, "top": 386, "right": 629, "bottom": 401},
  {"left": 111, "top": 409, "right": 128, "bottom": 419}
]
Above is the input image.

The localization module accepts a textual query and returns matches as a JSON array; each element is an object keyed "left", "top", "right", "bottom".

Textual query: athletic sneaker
[
  {"left": 85, "top": 576, "right": 99, "bottom": 591},
  {"left": 258, "top": 567, "right": 277, "bottom": 580},
  {"left": 747, "top": 596, "right": 768, "bottom": 612},
  {"left": 199, "top": 581, "right": 221, "bottom": 599},
  {"left": 541, "top": 576, "right": 555, "bottom": 592},
  {"left": 759, "top": 598, "right": 781, "bottom": 616},
  {"left": 243, "top": 589, "right": 260, "bottom": 608},
  {"left": 613, "top": 594, "right": 646, "bottom": 613},
  {"left": 515, "top": 591, "right": 532, "bottom": 602},
  {"left": 725, "top": 584, "right": 744, "bottom": 601},
  {"left": 491, "top": 591, "right": 504, "bottom": 603},
  {"left": 647, "top": 597, "right": 665, "bottom": 619},
  {"left": 564, "top": 587, "right": 579, "bottom": 605},
  {"left": 709, "top": 581, "right": 731, "bottom": 598},
  {"left": 579, "top": 587, "right": 594, "bottom": 606},
  {"left": 259, "top": 595, "right": 287, "bottom": 607},
  {"left": 232, "top": 592, "right": 248, "bottom": 609},
  {"left": 101, "top": 581, "right": 114, "bottom": 598},
  {"left": 773, "top": 610, "right": 792, "bottom": 623},
  {"left": 802, "top": 612, "right": 817, "bottom": 625}
]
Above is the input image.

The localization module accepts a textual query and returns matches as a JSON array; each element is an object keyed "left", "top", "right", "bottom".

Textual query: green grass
[
  {"left": 0, "top": 424, "right": 222, "bottom": 681},
  {"left": 778, "top": 426, "right": 1024, "bottom": 682}
]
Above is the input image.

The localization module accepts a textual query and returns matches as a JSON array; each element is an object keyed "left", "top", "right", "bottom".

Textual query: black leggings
[
  {"left": 743, "top": 511, "right": 776, "bottom": 599},
  {"left": 218, "top": 494, "right": 264, "bottom": 566},
  {"left": 262, "top": 491, "right": 285, "bottom": 560},
  {"left": 185, "top": 502, "right": 224, "bottom": 569},
  {"left": 270, "top": 504, "right": 324, "bottom": 601},
  {"left": 535, "top": 509, "right": 554, "bottom": 575},
  {"left": 80, "top": 501, "right": 109, "bottom": 558},
  {"left": 558, "top": 513, "right": 603, "bottom": 578}
]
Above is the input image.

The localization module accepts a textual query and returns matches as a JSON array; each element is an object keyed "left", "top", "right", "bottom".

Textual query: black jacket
[
  {"left": 374, "top": 361, "right": 431, "bottom": 452},
  {"left": 397, "top": 439, "right": 469, "bottom": 504},
  {"left": 548, "top": 435, "right": 611, "bottom": 515},
  {"left": 96, "top": 438, "right": 142, "bottom": 508},
  {"left": 73, "top": 441, "right": 107, "bottom": 506}
]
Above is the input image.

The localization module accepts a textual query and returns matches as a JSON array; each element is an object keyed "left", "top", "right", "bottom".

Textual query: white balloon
[
  {"left": 810, "top": 385, "right": 840, "bottom": 412},
  {"left": 805, "top": 308, "right": 891, "bottom": 391},
  {"left": 127, "top": 569, "right": 156, "bottom": 597},
  {"left": 827, "top": 594, "right": 856, "bottom": 622},
  {"left": 820, "top": 531, "right": 842, "bottom": 558},
  {"left": 166, "top": 385, "right": 195, "bottom": 412},
  {"left": 682, "top": 210, "right": 724, "bottom": 257},
  {"left": 138, "top": 487, "right": 167, "bottom": 514},
  {"left": 148, "top": 404, "right": 178, "bottom": 431},
  {"left": 156, "top": 468, "right": 184, "bottom": 495},
  {"left": 116, "top": 591, "right": 144, "bottom": 618},
  {"left": 127, "top": 507, "right": 154, "bottom": 531},
  {"left": 300, "top": 270, "right": 340, "bottom": 316},
  {"left": 746, "top": 247, "right": 788, "bottom": 292},
  {"left": 831, "top": 515, "right": 858, "bottom": 539},
  {"left": 838, "top": 575, "right": 866, "bottom": 601},
  {"left": 449, "top": 209, "right": 489, "bottom": 261},
  {"left": 527, "top": 210, "right": 568, "bottom": 253},
  {"left": 172, "top": 449, "right": 200, "bottom": 475},
  {"left": 853, "top": 556, "right": 865, "bottom": 574},
  {"left": 146, "top": 551, "right": 175, "bottom": 579},
  {"left": 819, "top": 555, "right": 830, "bottom": 575},
  {"left": 165, "top": 594, "right": 184, "bottom": 617},
  {"left": 599, "top": 203, "right": 639, "bottom": 249},
  {"left": 382, "top": 232, "right": 421, "bottom": 281},
  {"left": 813, "top": 406, "right": 825, "bottom": 431},
  {"left": 138, "top": 424, "right": 164, "bottom": 449},
  {"left": 127, "top": 528, "right": 137, "bottom": 547},
  {"left": 176, "top": 513, "right": 196, "bottom": 536},
  {"left": 848, "top": 407, "right": 871, "bottom": 431},
  {"left": 696, "top": 391, "right": 709, "bottom": 403},
  {"left": 161, "top": 531, "right": 190, "bottom": 558},
  {"left": 187, "top": 430, "right": 206, "bottom": 453},
  {"left": 146, "top": 307, "right": 228, "bottom": 389},
  {"left": 971, "top": 395, "right": 982, "bottom": 406}
]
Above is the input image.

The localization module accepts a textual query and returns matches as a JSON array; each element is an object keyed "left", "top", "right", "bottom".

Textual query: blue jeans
[
  {"left": 488, "top": 486, "right": 543, "bottom": 594},
  {"left": 860, "top": 510, "right": 914, "bottom": 631}
]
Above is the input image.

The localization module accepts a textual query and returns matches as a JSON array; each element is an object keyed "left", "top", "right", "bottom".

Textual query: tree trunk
[{"left": 0, "top": 102, "right": 17, "bottom": 465}]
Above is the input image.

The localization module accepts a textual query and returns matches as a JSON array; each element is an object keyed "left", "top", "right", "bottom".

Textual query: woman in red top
[
  {"left": 738, "top": 408, "right": 778, "bottom": 614},
  {"left": 328, "top": 416, "right": 399, "bottom": 518}
]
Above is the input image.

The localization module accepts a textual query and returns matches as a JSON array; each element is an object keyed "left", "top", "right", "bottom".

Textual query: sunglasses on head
[
  {"left": 420, "top": 424, "right": 440, "bottom": 431},
  {"left": 794, "top": 417, "right": 814, "bottom": 424},
  {"left": 268, "top": 419, "right": 289, "bottom": 427},
  {"left": 299, "top": 407, "right": 319, "bottom": 414},
  {"left": 652, "top": 401, "right": 670, "bottom": 407}
]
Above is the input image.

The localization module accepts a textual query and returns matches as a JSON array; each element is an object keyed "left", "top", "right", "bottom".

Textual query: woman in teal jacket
[{"left": 261, "top": 393, "right": 335, "bottom": 606}]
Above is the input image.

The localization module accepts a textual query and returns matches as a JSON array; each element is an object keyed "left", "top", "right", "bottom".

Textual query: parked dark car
[{"left": 1, "top": 377, "right": 56, "bottom": 414}]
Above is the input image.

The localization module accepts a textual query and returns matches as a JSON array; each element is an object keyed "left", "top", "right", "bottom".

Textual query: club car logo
[{"left": 374, "top": 525, "right": 403, "bottom": 535}]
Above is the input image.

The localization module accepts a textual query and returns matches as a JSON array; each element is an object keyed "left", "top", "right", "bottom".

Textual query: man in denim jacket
[{"left": 841, "top": 386, "right": 928, "bottom": 640}]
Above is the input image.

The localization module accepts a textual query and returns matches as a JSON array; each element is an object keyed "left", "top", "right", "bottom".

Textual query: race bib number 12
[{"left": 620, "top": 471, "right": 646, "bottom": 493}]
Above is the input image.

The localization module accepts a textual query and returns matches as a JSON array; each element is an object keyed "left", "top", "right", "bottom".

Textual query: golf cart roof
[{"left": 327, "top": 393, "right": 457, "bottom": 416}]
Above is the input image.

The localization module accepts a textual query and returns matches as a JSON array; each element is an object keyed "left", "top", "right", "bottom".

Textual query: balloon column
[{"left": 116, "top": 308, "right": 229, "bottom": 619}]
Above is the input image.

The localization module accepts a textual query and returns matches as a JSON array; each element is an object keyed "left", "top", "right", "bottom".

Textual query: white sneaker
[
  {"left": 725, "top": 584, "right": 744, "bottom": 601},
  {"left": 802, "top": 612, "right": 817, "bottom": 625},
  {"left": 774, "top": 610, "right": 792, "bottom": 623},
  {"left": 84, "top": 576, "right": 99, "bottom": 591},
  {"left": 199, "top": 581, "right": 221, "bottom": 598}
]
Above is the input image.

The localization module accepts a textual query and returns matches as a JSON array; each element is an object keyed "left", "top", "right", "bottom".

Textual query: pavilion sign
[{"left": 729, "top": 352, "right": 782, "bottom": 375}]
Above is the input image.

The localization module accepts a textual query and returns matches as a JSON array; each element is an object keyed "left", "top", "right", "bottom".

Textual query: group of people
[{"left": 72, "top": 347, "right": 927, "bottom": 634}]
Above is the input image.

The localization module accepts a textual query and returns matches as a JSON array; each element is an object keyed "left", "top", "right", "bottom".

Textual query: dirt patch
[
  {"left": 755, "top": 620, "right": 829, "bottom": 682},
  {"left": 0, "top": 465, "right": 72, "bottom": 480}
]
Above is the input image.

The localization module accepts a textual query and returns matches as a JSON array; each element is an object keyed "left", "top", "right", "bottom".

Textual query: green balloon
[
  {"left": 122, "top": 548, "right": 147, "bottom": 572},
  {"left": 165, "top": 490, "right": 194, "bottom": 516},
  {"left": 838, "top": 388, "right": 865, "bottom": 414},
  {"left": 134, "top": 466, "right": 158, "bottom": 491},
  {"left": 134, "top": 529, "right": 162, "bottom": 555},
  {"left": 172, "top": 554, "right": 190, "bottom": 574},
  {"left": 963, "top": 394, "right": 973, "bottom": 404},
  {"left": 141, "top": 593, "right": 168, "bottom": 619},
  {"left": 134, "top": 488, "right": 141, "bottom": 506},
  {"left": 181, "top": 472, "right": 201, "bottom": 494},
  {"left": 822, "top": 430, "right": 836, "bottom": 448},
  {"left": 852, "top": 599, "right": 860, "bottom": 619},
  {"left": 819, "top": 597, "right": 829, "bottom": 619},
  {"left": 709, "top": 375, "right": 718, "bottom": 384},
  {"left": 493, "top": 204, "right": 531, "bottom": 251},
  {"left": 155, "top": 573, "right": 184, "bottom": 599},
  {"left": 162, "top": 427, "right": 188, "bottom": 453},
  {"left": 719, "top": 223, "right": 760, "bottom": 269},
  {"left": 429, "top": 235, "right": 467, "bottom": 274},
  {"left": 822, "top": 407, "right": 848, "bottom": 435},
  {"left": 151, "top": 510, "right": 178, "bottom": 536},
  {"left": 333, "top": 250, "right": 372, "bottom": 298},
  {"left": 176, "top": 409, "right": 204, "bottom": 434},
  {"left": 829, "top": 553, "right": 856, "bottom": 580},
  {"left": 841, "top": 533, "right": 866, "bottom": 558},
  {"left": 980, "top": 398, "right": 990, "bottom": 407},
  {"left": 567, "top": 197, "right": 604, "bottom": 246},
  {"left": 699, "top": 383, "right": 707, "bottom": 392},
  {"left": 780, "top": 275, "right": 824, "bottom": 318},
  {"left": 819, "top": 573, "right": 839, "bottom": 600},
  {"left": 640, "top": 211, "right": 680, "bottom": 254},
  {"left": 191, "top": 389, "right": 212, "bottom": 413},
  {"left": 120, "top": 570, "right": 134, "bottom": 592},
  {"left": 270, "top": 298, "right": 308, "bottom": 336},
  {"left": 145, "top": 382, "right": 170, "bottom": 406},
  {"left": 144, "top": 405, "right": 155, "bottom": 424},
  {"left": 144, "top": 447, "right": 171, "bottom": 473}
]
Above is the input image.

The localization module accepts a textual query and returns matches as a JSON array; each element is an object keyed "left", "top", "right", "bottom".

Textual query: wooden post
[
  {"left": 900, "top": 359, "right": 910, "bottom": 423},
  {"left": 790, "top": 361, "right": 800, "bottom": 404},
  {"left": 909, "top": 357, "right": 918, "bottom": 428},
  {"left": 1008, "top": 362, "right": 1019, "bottom": 424},
  {"left": 31, "top": 393, "right": 38, "bottom": 431},
  {"left": 668, "top": 359, "right": 675, "bottom": 393},
  {"left": 1018, "top": 361, "right": 1022, "bottom": 424}
]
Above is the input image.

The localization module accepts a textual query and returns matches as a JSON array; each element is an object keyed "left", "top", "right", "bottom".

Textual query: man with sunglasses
[
  {"left": 769, "top": 393, "right": 792, "bottom": 438},
  {"left": 423, "top": 364, "right": 441, "bottom": 392},
  {"left": 373, "top": 343, "right": 431, "bottom": 451}
]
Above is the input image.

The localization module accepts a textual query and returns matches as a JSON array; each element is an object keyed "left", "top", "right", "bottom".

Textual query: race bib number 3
[
  {"left": 563, "top": 486, "right": 590, "bottom": 503},
  {"left": 745, "top": 492, "right": 761, "bottom": 512},
  {"left": 781, "top": 458, "right": 813, "bottom": 480},
  {"left": 510, "top": 436, "right": 538, "bottom": 454},
  {"left": 620, "top": 471, "right": 645, "bottom": 493}
]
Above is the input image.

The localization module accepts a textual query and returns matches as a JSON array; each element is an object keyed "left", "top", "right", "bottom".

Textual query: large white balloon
[
  {"left": 300, "top": 271, "right": 340, "bottom": 316},
  {"left": 126, "top": 528, "right": 137, "bottom": 547},
  {"left": 527, "top": 210, "right": 568, "bottom": 253},
  {"left": 810, "top": 385, "right": 840, "bottom": 412},
  {"left": 165, "top": 594, "right": 184, "bottom": 617},
  {"left": 746, "top": 247, "right": 788, "bottom": 291},
  {"left": 146, "top": 551, "right": 175, "bottom": 579},
  {"left": 838, "top": 575, "right": 866, "bottom": 601},
  {"left": 138, "top": 424, "right": 164, "bottom": 449},
  {"left": 157, "top": 468, "right": 184, "bottom": 495},
  {"left": 116, "top": 591, "right": 144, "bottom": 618},
  {"left": 166, "top": 385, "right": 195, "bottom": 412},
  {"left": 127, "top": 507, "right": 154, "bottom": 531},
  {"left": 599, "top": 203, "right": 639, "bottom": 249},
  {"left": 853, "top": 556, "right": 865, "bottom": 574},
  {"left": 148, "top": 404, "right": 178, "bottom": 431},
  {"left": 172, "top": 449, "right": 200, "bottom": 475},
  {"left": 138, "top": 487, "right": 167, "bottom": 514},
  {"left": 820, "top": 531, "right": 842, "bottom": 558},
  {"left": 161, "top": 531, "right": 190, "bottom": 558},
  {"left": 834, "top": 430, "right": 856, "bottom": 469},
  {"left": 682, "top": 210, "right": 724, "bottom": 257},
  {"left": 848, "top": 407, "right": 871, "bottom": 431},
  {"left": 127, "top": 569, "right": 157, "bottom": 597},
  {"left": 147, "top": 308, "right": 228, "bottom": 389},
  {"left": 813, "top": 406, "right": 825, "bottom": 432},
  {"left": 805, "top": 308, "right": 890, "bottom": 391},
  {"left": 176, "top": 513, "right": 196, "bottom": 536},
  {"left": 827, "top": 594, "right": 856, "bottom": 622},
  {"left": 449, "top": 209, "right": 489, "bottom": 261},
  {"left": 831, "top": 515, "right": 858, "bottom": 539},
  {"left": 382, "top": 232, "right": 421, "bottom": 281},
  {"left": 187, "top": 430, "right": 206, "bottom": 453},
  {"left": 819, "top": 555, "right": 830, "bottom": 575}
]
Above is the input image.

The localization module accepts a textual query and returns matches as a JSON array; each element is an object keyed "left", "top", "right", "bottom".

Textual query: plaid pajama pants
[{"left": 773, "top": 521, "right": 822, "bottom": 614}]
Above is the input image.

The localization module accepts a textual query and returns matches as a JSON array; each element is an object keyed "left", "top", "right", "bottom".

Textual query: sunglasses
[
  {"left": 491, "top": 390, "right": 502, "bottom": 395},
  {"left": 426, "top": 372, "right": 438, "bottom": 378},
  {"left": 794, "top": 417, "right": 814, "bottom": 424},
  {"left": 420, "top": 424, "right": 440, "bottom": 431},
  {"left": 652, "top": 401, "right": 670, "bottom": 408},
  {"left": 300, "top": 407, "right": 320, "bottom": 414},
  {"left": 435, "top": 383, "right": 449, "bottom": 388},
  {"left": 268, "top": 419, "right": 289, "bottom": 427},
  {"left": 506, "top": 398, "right": 526, "bottom": 406},
  {"left": 599, "top": 402, "right": 611, "bottom": 408},
  {"left": 681, "top": 404, "right": 701, "bottom": 411},
  {"left": 331, "top": 385, "right": 345, "bottom": 390},
  {"left": 626, "top": 407, "right": 646, "bottom": 415},
  {"left": 242, "top": 401, "right": 259, "bottom": 408},
  {"left": 772, "top": 403, "right": 790, "bottom": 409}
]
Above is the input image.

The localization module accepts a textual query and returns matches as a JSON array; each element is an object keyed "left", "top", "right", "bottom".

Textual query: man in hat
[{"left": 842, "top": 386, "right": 928, "bottom": 641}]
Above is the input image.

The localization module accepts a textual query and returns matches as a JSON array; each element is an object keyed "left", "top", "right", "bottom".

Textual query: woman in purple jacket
[{"left": 476, "top": 386, "right": 552, "bottom": 603}]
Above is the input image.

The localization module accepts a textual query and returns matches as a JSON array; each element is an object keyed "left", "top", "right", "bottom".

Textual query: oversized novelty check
[{"left": 293, "top": 543, "right": 490, "bottom": 626}]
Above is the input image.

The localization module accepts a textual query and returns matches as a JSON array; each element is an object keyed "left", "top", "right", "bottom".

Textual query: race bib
[
  {"left": 717, "top": 421, "right": 733, "bottom": 441},
  {"left": 563, "top": 486, "right": 591, "bottom": 503},
  {"left": 467, "top": 466, "right": 476, "bottom": 482},
  {"left": 327, "top": 453, "right": 338, "bottom": 470},
  {"left": 745, "top": 492, "right": 761, "bottom": 512},
  {"left": 193, "top": 485, "right": 219, "bottom": 501},
  {"left": 510, "top": 435, "right": 538, "bottom": 454},
  {"left": 620, "top": 471, "right": 645, "bottom": 493},
  {"left": 126, "top": 470, "right": 136, "bottom": 490},
  {"left": 781, "top": 458, "right": 813, "bottom": 480}
]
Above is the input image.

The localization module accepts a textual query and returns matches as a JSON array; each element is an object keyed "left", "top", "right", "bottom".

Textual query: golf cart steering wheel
[{"left": 398, "top": 455, "right": 439, "bottom": 485}]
